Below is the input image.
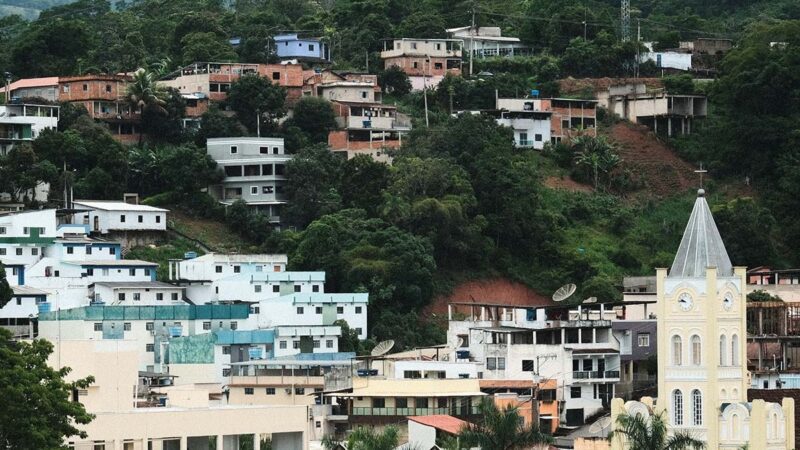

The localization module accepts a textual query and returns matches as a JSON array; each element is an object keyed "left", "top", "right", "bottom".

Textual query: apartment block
[{"left": 381, "top": 38, "right": 463, "bottom": 90}]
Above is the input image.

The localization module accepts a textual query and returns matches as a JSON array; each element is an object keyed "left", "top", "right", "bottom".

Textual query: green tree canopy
[{"left": 226, "top": 74, "right": 287, "bottom": 133}]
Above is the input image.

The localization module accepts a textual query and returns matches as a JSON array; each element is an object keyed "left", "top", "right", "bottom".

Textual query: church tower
[{"left": 656, "top": 189, "right": 748, "bottom": 448}]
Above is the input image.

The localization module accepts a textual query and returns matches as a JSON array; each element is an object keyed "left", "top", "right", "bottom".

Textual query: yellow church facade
[{"left": 611, "top": 190, "right": 795, "bottom": 450}]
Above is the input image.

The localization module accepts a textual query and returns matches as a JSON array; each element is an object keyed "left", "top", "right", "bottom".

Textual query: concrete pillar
[
  {"left": 253, "top": 433, "right": 260, "bottom": 450},
  {"left": 609, "top": 397, "right": 625, "bottom": 450},
  {"left": 114, "top": 439, "right": 124, "bottom": 450},
  {"left": 667, "top": 117, "right": 672, "bottom": 137},
  {"left": 180, "top": 436, "right": 187, "bottom": 450},
  {"left": 751, "top": 399, "right": 767, "bottom": 449},
  {"left": 705, "top": 266, "right": 720, "bottom": 450},
  {"left": 216, "top": 435, "right": 224, "bottom": 450},
  {"left": 783, "top": 397, "right": 795, "bottom": 450}
]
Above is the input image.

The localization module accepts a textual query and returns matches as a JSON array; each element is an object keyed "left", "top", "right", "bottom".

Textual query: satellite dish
[
  {"left": 583, "top": 297, "right": 597, "bottom": 304},
  {"left": 588, "top": 416, "right": 612, "bottom": 434},
  {"left": 552, "top": 283, "right": 577, "bottom": 302},
  {"left": 371, "top": 340, "right": 395, "bottom": 357}
]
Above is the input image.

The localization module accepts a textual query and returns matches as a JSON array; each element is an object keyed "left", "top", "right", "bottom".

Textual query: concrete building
[
  {"left": 50, "top": 339, "right": 309, "bottom": 450},
  {"left": 613, "top": 320, "right": 657, "bottom": 400},
  {"left": 484, "top": 108, "right": 552, "bottom": 149},
  {"left": 273, "top": 33, "right": 330, "bottom": 63},
  {"left": 447, "top": 26, "right": 531, "bottom": 59},
  {"left": 206, "top": 137, "right": 290, "bottom": 223},
  {"left": 71, "top": 200, "right": 168, "bottom": 246},
  {"left": 495, "top": 97, "right": 598, "bottom": 143},
  {"left": 4, "top": 76, "right": 59, "bottom": 102},
  {"left": 381, "top": 39, "right": 463, "bottom": 90},
  {"left": 598, "top": 82, "right": 707, "bottom": 136},
  {"left": 642, "top": 43, "right": 693, "bottom": 72},
  {"left": 90, "top": 281, "right": 186, "bottom": 306},
  {"left": 58, "top": 74, "right": 141, "bottom": 143},
  {"left": 610, "top": 189, "right": 795, "bottom": 450}
]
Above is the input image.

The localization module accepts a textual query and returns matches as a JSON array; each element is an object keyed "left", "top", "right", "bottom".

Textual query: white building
[
  {"left": 256, "top": 293, "right": 368, "bottom": 340},
  {"left": 206, "top": 137, "right": 292, "bottom": 224},
  {"left": 90, "top": 281, "right": 186, "bottom": 306},
  {"left": 447, "top": 26, "right": 530, "bottom": 59},
  {"left": 216, "top": 272, "right": 326, "bottom": 303},
  {"left": 490, "top": 109, "right": 552, "bottom": 149},
  {"left": 642, "top": 42, "right": 693, "bottom": 71},
  {"left": 72, "top": 200, "right": 167, "bottom": 237}
]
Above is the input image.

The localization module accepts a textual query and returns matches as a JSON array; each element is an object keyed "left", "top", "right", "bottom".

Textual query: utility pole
[
  {"left": 621, "top": 0, "right": 631, "bottom": 42},
  {"left": 583, "top": 8, "right": 587, "bottom": 40},
  {"left": 423, "top": 56, "right": 430, "bottom": 127},
  {"left": 636, "top": 19, "right": 641, "bottom": 78},
  {"left": 469, "top": 7, "right": 475, "bottom": 76},
  {"left": 256, "top": 109, "right": 261, "bottom": 137},
  {"left": 365, "top": 50, "right": 369, "bottom": 73}
]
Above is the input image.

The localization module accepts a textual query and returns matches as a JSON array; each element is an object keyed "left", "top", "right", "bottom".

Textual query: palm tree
[
  {"left": 322, "top": 426, "right": 401, "bottom": 450},
  {"left": 458, "top": 398, "right": 553, "bottom": 450},
  {"left": 571, "top": 135, "right": 622, "bottom": 190},
  {"left": 610, "top": 411, "right": 705, "bottom": 450},
  {"left": 125, "top": 67, "right": 169, "bottom": 144}
]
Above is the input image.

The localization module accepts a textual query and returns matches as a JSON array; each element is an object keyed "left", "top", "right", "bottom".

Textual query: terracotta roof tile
[{"left": 407, "top": 415, "right": 471, "bottom": 435}]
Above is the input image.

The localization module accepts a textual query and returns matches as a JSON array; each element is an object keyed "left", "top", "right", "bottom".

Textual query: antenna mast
[{"left": 621, "top": 0, "right": 631, "bottom": 42}]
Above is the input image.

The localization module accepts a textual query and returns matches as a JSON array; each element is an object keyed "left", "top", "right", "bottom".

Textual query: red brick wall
[
  {"left": 384, "top": 56, "right": 461, "bottom": 77},
  {"left": 58, "top": 77, "right": 129, "bottom": 102}
]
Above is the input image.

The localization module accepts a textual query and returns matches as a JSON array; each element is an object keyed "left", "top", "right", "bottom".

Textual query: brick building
[{"left": 58, "top": 74, "right": 140, "bottom": 143}]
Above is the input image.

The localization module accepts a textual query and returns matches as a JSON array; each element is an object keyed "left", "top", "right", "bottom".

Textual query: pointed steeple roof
[{"left": 669, "top": 189, "right": 733, "bottom": 278}]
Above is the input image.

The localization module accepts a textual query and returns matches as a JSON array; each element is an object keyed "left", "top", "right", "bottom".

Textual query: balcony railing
[
  {"left": 517, "top": 140, "right": 533, "bottom": 146},
  {"left": 352, "top": 406, "right": 480, "bottom": 417},
  {"left": 573, "top": 370, "right": 620, "bottom": 380}
]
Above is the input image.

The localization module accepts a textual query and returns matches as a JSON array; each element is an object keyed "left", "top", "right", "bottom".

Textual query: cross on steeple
[{"left": 694, "top": 164, "right": 708, "bottom": 190}]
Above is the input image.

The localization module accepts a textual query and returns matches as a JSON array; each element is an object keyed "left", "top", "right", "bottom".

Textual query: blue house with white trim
[{"left": 273, "top": 34, "right": 330, "bottom": 63}]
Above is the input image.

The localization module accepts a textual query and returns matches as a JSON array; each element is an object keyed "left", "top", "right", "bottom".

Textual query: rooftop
[
  {"left": 72, "top": 200, "right": 168, "bottom": 212},
  {"left": 6, "top": 77, "right": 59, "bottom": 91},
  {"left": 288, "top": 293, "right": 368, "bottom": 304},
  {"left": 669, "top": 189, "right": 734, "bottom": 278},
  {"left": 63, "top": 259, "right": 157, "bottom": 267},
  {"left": 407, "top": 415, "right": 471, "bottom": 434},
  {"left": 186, "top": 253, "right": 288, "bottom": 264},
  {"left": 220, "top": 272, "right": 325, "bottom": 283},
  {"left": 91, "top": 281, "right": 183, "bottom": 289}
]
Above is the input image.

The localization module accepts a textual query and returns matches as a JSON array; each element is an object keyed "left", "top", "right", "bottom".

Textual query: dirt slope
[
  {"left": 606, "top": 122, "right": 698, "bottom": 197},
  {"left": 425, "top": 278, "right": 555, "bottom": 316}
]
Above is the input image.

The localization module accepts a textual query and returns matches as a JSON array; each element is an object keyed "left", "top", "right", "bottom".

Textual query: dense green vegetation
[{"left": 1, "top": 0, "right": 800, "bottom": 349}]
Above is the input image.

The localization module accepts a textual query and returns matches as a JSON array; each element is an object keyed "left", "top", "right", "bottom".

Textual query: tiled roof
[
  {"left": 407, "top": 415, "right": 470, "bottom": 435},
  {"left": 6, "top": 77, "right": 59, "bottom": 91}
]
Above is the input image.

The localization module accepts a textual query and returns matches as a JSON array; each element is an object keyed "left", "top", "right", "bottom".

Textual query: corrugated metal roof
[{"left": 670, "top": 190, "right": 733, "bottom": 278}]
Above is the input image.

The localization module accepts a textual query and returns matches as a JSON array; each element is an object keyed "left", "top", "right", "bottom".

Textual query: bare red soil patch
[{"left": 425, "top": 278, "right": 555, "bottom": 316}]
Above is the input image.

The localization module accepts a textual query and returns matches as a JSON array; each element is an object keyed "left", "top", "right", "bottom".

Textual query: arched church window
[
  {"left": 720, "top": 334, "right": 728, "bottom": 366},
  {"left": 673, "top": 389, "right": 684, "bottom": 426},
  {"left": 691, "top": 335, "right": 701, "bottom": 366},
  {"left": 672, "top": 335, "right": 683, "bottom": 366},
  {"left": 692, "top": 389, "right": 702, "bottom": 426},
  {"left": 732, "top": 334, "right": 740, "bottom": 366}
]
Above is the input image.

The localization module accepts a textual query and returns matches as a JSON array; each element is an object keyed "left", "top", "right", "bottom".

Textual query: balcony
[
  {"left": 573, "top": 370, "right": 620, "bottom": 381},
  {"left": 554, "top": 320, "right": 612, "bottom": 328},
  {"left": 352, "top": 406, "right": 480, "bottom": 417}
]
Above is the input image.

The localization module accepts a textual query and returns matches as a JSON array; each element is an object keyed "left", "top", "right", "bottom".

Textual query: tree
[
  {"left": 379, "top": 65, "right": 412, "bottom": 97},
  {"left": 0, "top": 327, "right": 95, "bottom": 449},
  {"left": 610, "top": 411, "right": 704, "bottom": 450},
  {"left": 141, "top": 88, "right": 186, "bottom": 143},
  {"left": 0, "top": 144, "right": 58, "bottom": 203},
  {"left": 283, "top": 144, "right": 344, "bottom": 227},
  {"left": 0, "top": 264, "right": 12, "bottom": 309},
  {"left": 323, "top": 425, "right": 401, "bottom": 450},
  {"left": 126, "top": 67, "right": 170, "bottom": 144},
  {"left": 712, "top": 198, "right": 777, "bottom": 267},
  {"left": 194, "top": 106, "right": 248, "bottom": 147},
  {"left": 286, "top": 97, "right": 337, "bottom": 144},
  {"left": 458, "top": 398, "right": 553, "bottom": 450},
  {"left": 226, "top": 74, "right": 287, "bottom": 133},
  {"left": 340, "top": 155, "right": 389, "bottom": 216},
  {"left": 180, "top": 31, "right": 238, "bottom": 65},
  {"left": 571, "top": 135, "right": 621, "bottom": 190}
]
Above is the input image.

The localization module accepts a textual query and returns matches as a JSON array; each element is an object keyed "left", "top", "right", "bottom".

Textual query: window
[
  {"left": 230, "top": 321, "right": 237, "bottom": 330},
  {"left": 233, "top": 266, "right": 241, "bottom": 273},
  {"left": 297, "top": 307, "right": 304, "bottom": 314},
  {"left": 372, "top": 398, "right": 385, "bottom": 408},
  {"left": 413, "top": 61, "right": 419, "bottom": 69},
  {"left": 673, "top": 390, "right": 684, "bottom": 425},
  {"left": 672, "top": 335, "right": 683, "bottom": 366},
  {"left": 522, "top": 360, "right": 534, "bottom": 372},
  {"left": 129, "top": 268, "right": 136, "bottom": 276},
  {"left": 691, "top": 335, "right": 701, "bottom": 366},
  {"left": 411, "top": 42, "right": 417, "bottom": 49},
  {"left": 313, "top": 340, "right": 320, "bottom": 348},
  {"left": 214, "top": 265, "right": 223, "bottom": 274},
  {"left": 222, "top": 368, "right": 231, "bottom": 377},
  {"left": 94, "top": 322, "right": 102, "bottom": 331},
  {"left": 230, "top": 146, "right": 238, "bottom": 154},
  {"left": 146, "top": 344, "right": 154, "bottom": 352},
  {"left": 171, "top": 293, "right": 178, "bottom": 301},
  {"left": 637, "top": 333, "right": 650, "bottom": 347},
  {"left": 156, "top": 216, "right": 161, "bottom": 224},
  {"left": 222, "top": 346, "right": 231, "bottom": 355},
  {"left": 63, "top": 85, "right": 70, "bottom": 93},
  {"left": 309, "top": 44, "right": 315, "bottom": 51},
  {"left": 250, "top": 186, "right": 258, "bottom": 195},
  {"left": 146, "top": 322, "right": 154, "bottom": 331},
  {"left": 0, "top": 227, "right": 4, "bottom": 234},
  {"left": 224, "top": 166, "right": 242, "bottom": 177},
  {"left": 570, "top": 386, "right": 582, "bottom": 398},
  {"left": 438, "top": 397, "right": 448, "bottom": 408},
  {"left": 272, "top": 72, "right": 280, "bottom": 80},
  {"left": 273, "top": 285, "right": 280, "bottom": 293},
  {"left": 136, "top": 215, "right": 143, "bottom": 223},
  {"left": 105, "top": 84, "right": 112, "bottom": 93},
  {"left": 582, "top": 359, "right": 592, "bottom": 371},
  {"left": 203, "top": 321, "right": 211, "bottom": 330},
  {"left": 487, "top": 357, "right": 496, "bottom": 370},
  {"left": 15, "top": 248, "right": 22, "bottom": 256},
  {"left": 720, "top": 334, "right": 728, "bottom": 366},
  {"left": 255, "top": 284, "right": 262, "bottom": 293},
  {"left": 123, "top": 322, "right": 131, "bottom": 331},
  {"left": 355, "top": 328, "right": 362, "bottom": 335},
  {"left": 316, "top": 306, "right": 322, "bottom": 314},
  {"left": 263, "top": 165, "right": 273, "bottom": 175},
  {"left": 0, "top": 249, "right": 4, "bottom": 255},
  {"left": 266, "top": 388, "right": 276, "bottom": 395},
  {"left": 294, "top": 285, "right": 301, "bottom": 293},
  {"left": 692, "top": 389, "right": 702, "bottom": 426},
  {"left": 262, "top": 186, "right": 273, "bottom": 194},
  {"left": 244, "top": 388, "right": 254, "bottom": 395},
  {"left": 312, "top": 285, "right": 320, "bottom": 293},
  {"left": 731, "top": 334, "right": 740, "bottom": 366},
  {"left": 293, "top": 341, "right": 300, "bottom": 349},
  {"left": 156, "top": 293, "right": 163, "bottom": 301},
  {"left": 82, "top": 84, "right": 88, "bottom": 91},
  {"left": 337, "top": 306, "right": 344, "bottom": 314},
  {"left": 355, "top": 306, "right": 362, "bottom": 314},
  {"left": 120, "top": 215, "right": 126, "bottom": 223},
  {"left": 31, "top": 247, "right": 39, "bottom": 256},
  {"left": 133, "top": 293, "right": 141, "bottom": 301},
  {"left": 272, "top": 147, "right": 279, "bottom": 154},
  {"left": 535, "top": 134, "right": 543, "bottom": 142},
  {"left": 434, "top": 62, "right": 443, "bottom": 70},
  {"left": 396, "top": 397, "right": 408, "bottom": 408},
  {"left": 260, "top": 146, "right": 269, "bottom": 154},
  {"left": 279, "top": 341, "right": 287, "bottom": 349},
  {"left": 326, "top": 339, "right": 334, "bottom": 348},
  {"left": 118, "top": 293, "right": 126, "bottom": 301},
  {"left": 416, "top": 398, "right": 429, "bottom": 408},
  {"left": 110, "top": 247, "right": 116, "bottom": 255}
]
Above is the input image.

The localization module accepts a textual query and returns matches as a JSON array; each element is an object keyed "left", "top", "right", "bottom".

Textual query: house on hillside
[
  {"left": 4, "top": 77, "right": 59, "bottom": 102},
  {"left": 273, "top": 33, "right": 330, "bottom": 63},
  {"left": 447, "top": 26, "right": 531, "bottom": 59},
  {"left": 71, "top": 200, "right": 168, "bottom": 246},
  {"left": 58, "top": 74, "right": 141, "bottom": 143},
  {"left": 205, "top": 137, "right": 291, "bottom": 226},
  {"left": 381, "top": 38, "right": 463, "bottom": 90},
  {"left": 495, "top": 97, "right": 598, "bottom": 143}
]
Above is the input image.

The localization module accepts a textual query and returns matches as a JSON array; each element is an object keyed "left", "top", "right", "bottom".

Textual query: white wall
[
  {"left": 78, "top": 209, "right": 166, "bottom": 233},
  {"left": 393, "top": 360, "right": 478, "bottom": 379},
  {"left": 92, "top": 285, "right": 185, "bottom": 305}
]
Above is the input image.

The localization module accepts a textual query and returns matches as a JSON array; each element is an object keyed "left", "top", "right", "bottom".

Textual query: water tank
[
  {"left": 184, "top": 251, "right": 198, "bottom": 259},
  {"left": 37, "top": 302, "right": 51, "bottom": 313},
  {"left": 456, "top": 350, "right": 470, "bottom": 359},
  {"left": 530, "top": 89, "right": 540, "bottom": 98},
  {"left": 169, "top": 326, "right": 182, "bottom": 337}
]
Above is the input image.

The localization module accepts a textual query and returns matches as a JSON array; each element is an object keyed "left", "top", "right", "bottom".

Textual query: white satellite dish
[
  {"left": 552, "top": 283, "right": 577, "bottom": 302},
  {"left": 588, "top": 416, "right": 612, "bottom": 434},
  {"left": 371, "top": 340, "right": 395, "bottom": 357},
  {"left": 583, "top": 297, "right": 598, "bottom": 304}
]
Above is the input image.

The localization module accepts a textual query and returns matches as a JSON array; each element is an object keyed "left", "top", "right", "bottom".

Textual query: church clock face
[
  {"left": 723, "top": 293, "right": 734, "bottom": 311},
  {"left": 678, "top": 293, "right": 694, "bottom": 311}
]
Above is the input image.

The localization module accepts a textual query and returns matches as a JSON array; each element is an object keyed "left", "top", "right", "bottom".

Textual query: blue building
[{"left": 273, "top": 33, "right": 330, "bottom": 63}]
